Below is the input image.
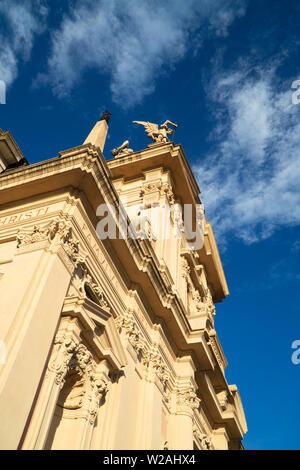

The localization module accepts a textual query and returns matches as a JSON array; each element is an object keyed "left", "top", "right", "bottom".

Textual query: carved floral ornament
[
  {"left": 163, "top": 384, "right": 201, "bottom": 416},
  {"left": 115, "top": 310, "right": 170, "bottom": 386},
  {"left": 176, "top": 386, "right": 201, "bottom": 411},
  {"left": 47, "top": 333, "right": 110, "bottom": 424},
  {"left": 140, "top": 181, "right": 175, "bottom": 206},
  {"left": 192, "top": 289, "right": 215, "bottom": 317},
  {"left": 182, "top": 258, "right": 216, "bottom": 320},
  {"left": 16, "top": 218, "right": 84, "bottom": 265}
]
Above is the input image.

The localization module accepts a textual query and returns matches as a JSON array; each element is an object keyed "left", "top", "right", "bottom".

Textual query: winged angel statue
[{"left": 133, "top": 120, "right": 177, "bottom": 143}]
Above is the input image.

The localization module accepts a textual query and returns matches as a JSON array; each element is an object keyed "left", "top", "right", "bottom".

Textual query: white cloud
[
  {"left": 37, "top": 0, "right": 247, "bottom": 107},
  {"left": 0, "top": 0, "right": 47, "bottom": 87},
  {"left": 195, "top": 64, "right": 300, "bottom": 244}
]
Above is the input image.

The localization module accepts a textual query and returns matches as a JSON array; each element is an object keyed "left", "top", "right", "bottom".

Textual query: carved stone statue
[
  {"left": 110, "top": 140, "right": 133, "bottom": 157},
  {"left": 133, "top": 120, "right": 177, "bottom": 143}
]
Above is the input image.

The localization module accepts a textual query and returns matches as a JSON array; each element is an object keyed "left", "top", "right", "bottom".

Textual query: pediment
[{"left": 62, "top": 296, "right": 127, "bottom": 371}]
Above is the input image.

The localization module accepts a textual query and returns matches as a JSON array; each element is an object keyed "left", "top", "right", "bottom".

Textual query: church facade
[{"left": 0, "top": 116, "right": 247, "bottom": 450}]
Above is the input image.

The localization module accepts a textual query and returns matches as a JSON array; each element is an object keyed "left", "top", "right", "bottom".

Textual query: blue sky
[{"left": 1, "top": 0, "right": 300, "bottom": 450}]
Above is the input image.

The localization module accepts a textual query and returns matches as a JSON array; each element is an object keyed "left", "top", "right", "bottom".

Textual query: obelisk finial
[
  {"left": 101, "top": 110, "right": 111, "bottom": 123},
  {"left": 83, "top": 110, "right": 111, "bottom": 152}
]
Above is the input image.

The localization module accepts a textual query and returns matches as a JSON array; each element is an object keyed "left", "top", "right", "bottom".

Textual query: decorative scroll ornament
[
  {"left": 65, "top": 344, "right": 109, "bottom": 423},
  {"left": 204, "top": 288, "right": 216, "bottom": 317},
  {"left": 154, "top": 357, "right": 170, "bottom": 385},
  {"left": 63, "top": 236, "right": 80, "bottom": 264},
  {"left": 16, "top": 219, "right": 68, "bottom": 247},
  {"left": 49, "top": 219, "right": 84, "bottom": 266},
  {"left": 47, "top": 334, "right": 80, "bottom": 386},
  {"left": 115, "top": 310, "right": 145, "bottom": 354},
  {"left": 216, "top": 390, "right": 229, "bottom": 411},
  {"left": 163, "top": 389, "right": 172, "bottom": 407},
  {"left": 192, "top": 290, "right": 203, "bottom": 309},
  {"left": 173, "top": 203, "right": 183, "bottom": 235},
  {"left": 88, "top": 376, "right": 109, "bottom": 424},
  {"left": 70, "top": 264, "right": 109, "bottom": 309}
]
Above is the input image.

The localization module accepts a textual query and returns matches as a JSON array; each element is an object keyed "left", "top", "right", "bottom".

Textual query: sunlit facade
[{"left": 0, "top": 118, "right": 247, "bottom": 450}]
